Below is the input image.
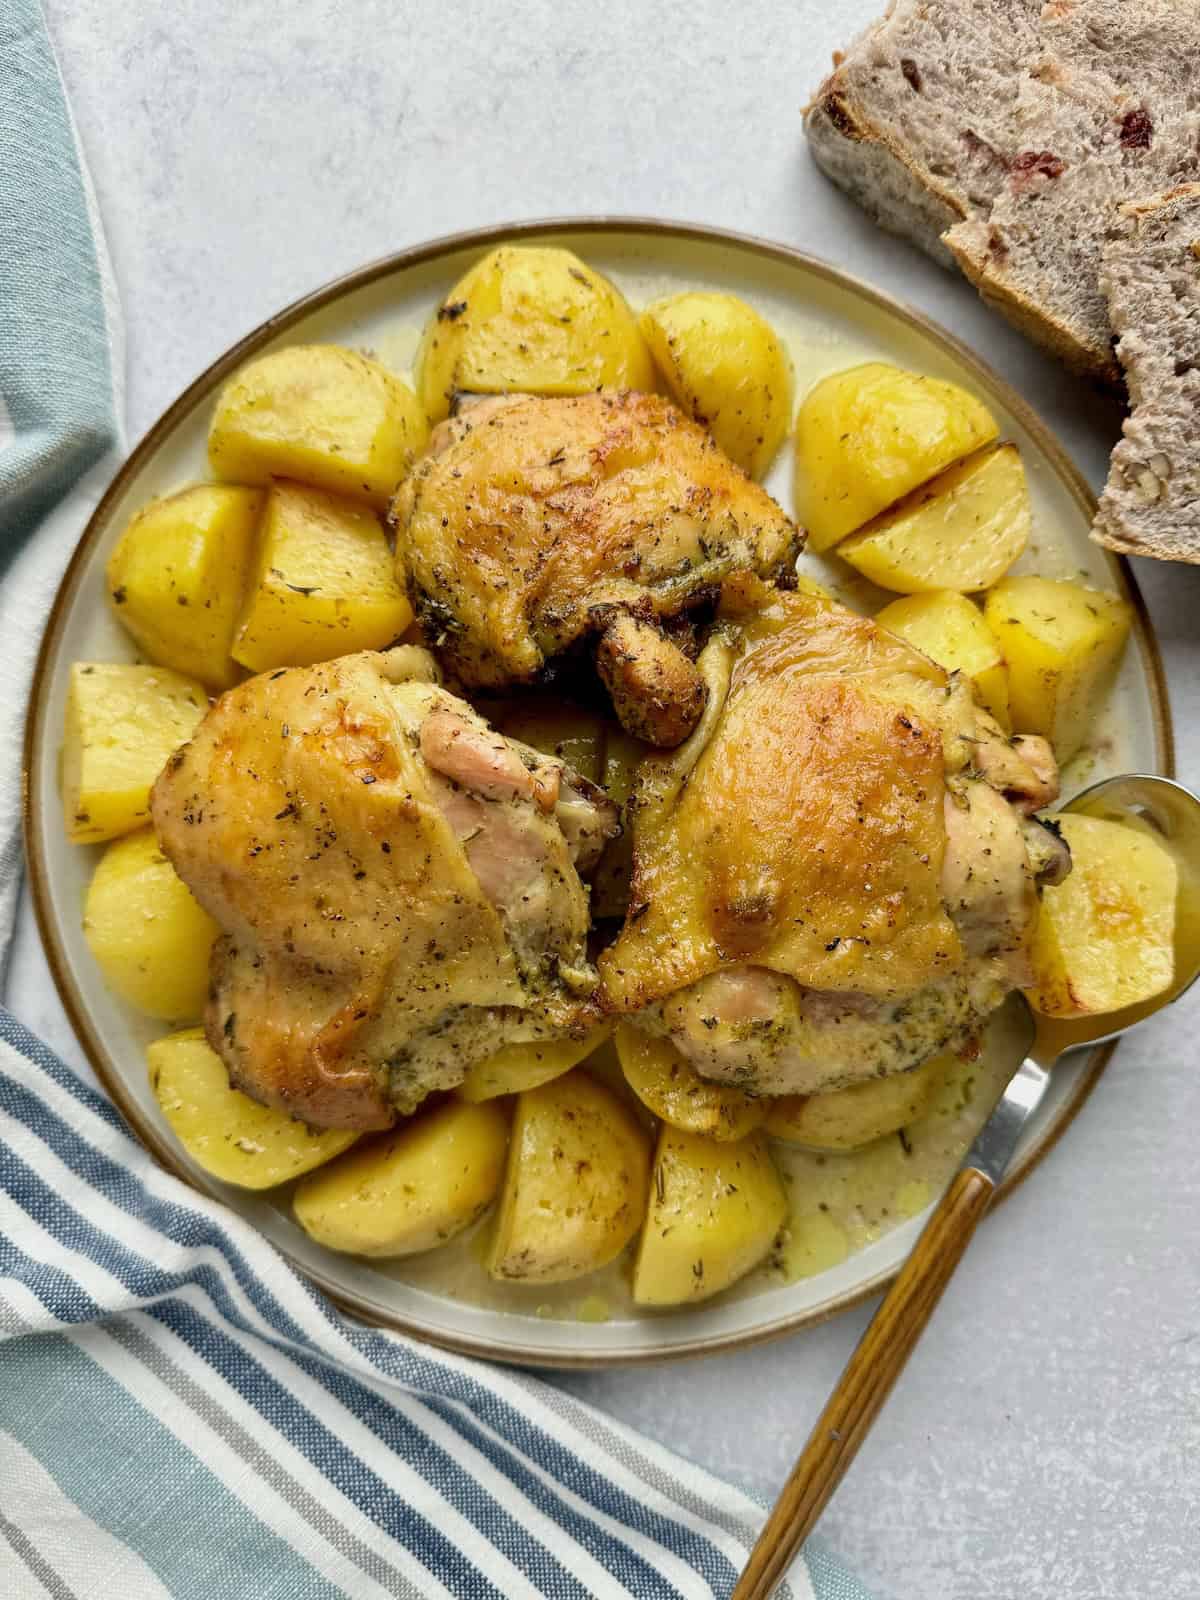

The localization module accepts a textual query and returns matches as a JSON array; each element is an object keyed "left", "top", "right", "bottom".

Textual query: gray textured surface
[{"left": 13, "top": 3, "right": 1200, "bottom": 1596}]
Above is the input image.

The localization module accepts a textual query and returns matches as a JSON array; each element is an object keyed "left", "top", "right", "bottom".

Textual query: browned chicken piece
[
  {"left": 593, "top": 608, "right": 708, "bottom": 748},
  {"left": 151, "top": 647, "right": 617, "bottom": 1130},
  {"left": 599, "top": 578, "right": 1069, "bottom": 1098},
  {"left": 390, "top": 391, "right": 802, "bottom": 747}
]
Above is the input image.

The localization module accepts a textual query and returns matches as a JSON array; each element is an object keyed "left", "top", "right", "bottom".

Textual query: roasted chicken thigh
[
  {"left": 390, "top": 391, "right": 802, "bottom": 748},
  {"left": 152, "top": 646, "right": 616, "bottom": 1130},
  {"left": 600, "top": 579, "right": 1067, "bottom": 1097}
]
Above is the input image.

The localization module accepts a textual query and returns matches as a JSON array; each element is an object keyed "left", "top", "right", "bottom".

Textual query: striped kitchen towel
[
  {"left": 0, "top": 1005, "right": 874, "bottom": 1600},
  {"left": 0, "top": 3, "right": 875, "bottom": 1595}
]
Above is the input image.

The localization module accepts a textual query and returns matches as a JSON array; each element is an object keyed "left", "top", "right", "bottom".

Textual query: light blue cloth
[{"left": 0, "top": 4, "right": 876, "bottom": 1596}]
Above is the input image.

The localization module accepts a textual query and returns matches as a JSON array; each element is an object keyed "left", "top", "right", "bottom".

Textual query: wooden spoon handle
[{"left": 732, "top": 1166, "right": 996, "bottom": 1600}]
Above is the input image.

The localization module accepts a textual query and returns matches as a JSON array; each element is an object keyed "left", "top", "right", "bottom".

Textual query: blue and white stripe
[{"left": 0, "top": 1010, "right": 873, "bottom": 1598}]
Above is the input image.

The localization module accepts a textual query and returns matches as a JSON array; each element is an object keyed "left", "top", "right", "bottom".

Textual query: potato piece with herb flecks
[
  {"left": 983, "top": 577, "right": 1131, "bottom": 763},
  {"left": 294, "top": 1100, "right": 508, "bottom": 1256},
  {"left": 107, "top": 484, "right": 263, "bottom": 689},
  {"left": 765, "top": 1052, "right": 951, "bottom": 1151},
  {"left": 231, "top": 481, "right": 413, "bottom": 672},
  {"left": 795, "top": 363, "right": 998, "bottom": 552},
  {"left": 63, "top": 662, "right": 208, "bottom": 844},
  {"left": 457, "top": 1026, "right": 613, "bottom": 1103},
  {"left": 876, "top": 591, "right": 1010, "bottom": 728},
  {"left": 639, "top": 291, "right": 793, "bottom": 478},
  {"left": 840, "top": 443, "right": 1029, "bottom": 593},
  {"left": 209, "top": 344, "right": 427, "bottom": 510},
  {"left": 416, "top": 246, "right": 655, "bottom": 422},
  {"left": 85, "top": 829, "right": 217, "bottom": 1021},
  {"left": 149, "top": 1029, "right": 357, "bottom": 1189},
  {"left": 487, "top": 1070, "right": 650, "bottom": 1284},
  {"left": 633, "top": 1126, "right": 786, "bottom": 1306},
  {"left": 615, "top": 1024, "right": 766, "bottom": 1142}
]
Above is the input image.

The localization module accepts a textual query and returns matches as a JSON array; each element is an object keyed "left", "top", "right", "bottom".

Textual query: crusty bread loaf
[
  {"left": 806, "top": 1, "right": 1200, "bottom": 387},
  {"left": 946, "top": 2, "right": 1200, "bottom": 385},
  {"left": 805, "top": 2, "right": 1041, "bottom": 269},
  {"left": 1092, "top": 183, "right": 1200, "bottom": 561}
]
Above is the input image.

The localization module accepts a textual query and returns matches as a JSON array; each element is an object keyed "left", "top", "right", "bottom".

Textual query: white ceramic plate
[{"left": 24, "top": 220, "right": 1173, "bottom": 1366}]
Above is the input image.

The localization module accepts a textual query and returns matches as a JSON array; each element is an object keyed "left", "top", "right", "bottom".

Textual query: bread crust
[
  {"left": 803, "top": 2, "right": 1193, "bottom": 391},
  {"left": 808, "top": 74, "right": 1120, "bottom": 381},
  {"left": 1092, "top": 183, "right": 1200, "bottom": 562},
  {"left": 805, "top": 82, "right": 963, "bottom": 269},
  {"left": 946, "top": 220, "right": 1121, "bottom": 384}
]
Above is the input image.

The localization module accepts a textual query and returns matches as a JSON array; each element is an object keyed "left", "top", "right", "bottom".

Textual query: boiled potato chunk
[
  {"left": 417, "top": 245, "right": 655, "bottom": 422},
  {"left": 63, "top": 662, "right": 208, "bottom": 843},
  {"left": 487, "top": 1070, "right": 650, "bottom": 1284},
  {"left": 457, "top": 1025, "right": 613, "bottom": 1103},
  {"left": 107, "top": 484, "right": 264, "bottom": 688},
  {"left": 293, "top": 1100, "right": 508, "bottom": 1257},
  {"left": 764, "top": 1052, "right": 950, "bottom": 1151},
  {"left": 148, "top": 1029, "right": 357, "bottom": 1189},
  {"left": 876, "top": 591, "right": 1010, "bottom": 727},
  {"left": 615, "top": 1024, "right": 765, "bottom": 1141},
  {"left": 983, "top": 577, "right": 1132, "bottom": 763},
  {"left": 84, "top": 829, "right": 217, "bottom": 1021},
  {"left": 208, "top": 344, "right": 427, "bottom": 510},
  {"left": 639, "top": 291, "right": 793, "bottom": 478},
  {"left": 231, "top": 481, "right": 413, "bottom": 672},
  {"left": 795, "top": 363, "right": 998, "bottom": 552},
  {"left": 839, "top": 442, "right": 1030, "bottom": 592},
  {"left": 1027, "top": 814, "right": 1176, "bottom": 1018},
  {"left": 634, "top": 1127, "right": 786, "bottom": 1306}
]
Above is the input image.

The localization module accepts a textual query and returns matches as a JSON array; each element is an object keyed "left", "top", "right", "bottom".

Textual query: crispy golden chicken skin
[
  {"left": 390, "top": 391, "right": 802, "bottom": 747},
  {"left": 599, "top": 579, "right": 1066, "bottom": 1097},
  {"left": 151, "top": 647, "right": 616, "bottom": 1130}
]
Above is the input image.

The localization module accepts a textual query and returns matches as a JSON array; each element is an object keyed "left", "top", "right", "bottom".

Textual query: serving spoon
[{"left": 733, "top": 773, "right": 1200, "bottom": 1600}]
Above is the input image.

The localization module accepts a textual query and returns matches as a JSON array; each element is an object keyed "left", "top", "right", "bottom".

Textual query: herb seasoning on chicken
[
  {"left": 600, "top": 579, "right": 1068, "bottom": 1098},
  {"left": 151, "top": 646, "right": 617, "bottom": 1129},
  {"left": 390, "top": 391, "right": 802, "bottom": 748}
]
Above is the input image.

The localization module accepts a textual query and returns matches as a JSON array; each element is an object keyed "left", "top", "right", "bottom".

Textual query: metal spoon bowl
[{"left": 735, "top": 773, "right": 1200, "bottom": 1600}]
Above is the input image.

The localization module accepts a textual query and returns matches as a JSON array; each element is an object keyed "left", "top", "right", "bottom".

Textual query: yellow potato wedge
[
  {"left": 633, "top": 1127, "right": 787, "bottom": 1306},
  {"left": 876, "top": 590, "right": 1010, "bottom": 727},
  {"left": 1027, "top": 814, "right": 1177, "bottom": 1018},
  {"left": 62, "top": 662, "right": 208, "bottom": 844},
  {"left": 107, "top": 484, "right": 264, "bottom": 688},
  {"left": 615, "top": 1024, "right": 766, "bottom": 1141},
  {"left": 487, "top": 1070, "right": 650, "bottom": 1284},
  {"left": 84, "top": 829, "right": 217, "bottom": 1021},
  {"left": 764, "top": 1052, "right": 951, "bottom": 1151},
  {"left": 639, "top": 291, "right": 793, "bottom": 478},
  {"left": 983, "top": 577, "right": 1132, "bottom": 763},
  {"left": 149, "top": 1029, "right": 357, "bottom": 1189},
  {"left": 457, "top": 1025, "right": 613, "bottom": 1103},
  {"left": 209, "top": 344, "right": 427, "bottom": 510},
  {"left": 293, "top": 1099, "right": 509, "bottom": 1256},
  {"left": 416, "top": 245, "right": 655, "bottom": 422},
  {"left": 231, "top": 481, "right": 413, "bottom": 672},
  {"left": 795, "top": 362, "right": 998, "bottom": 552},
  {"left": 839, "top": 442, "right": 1030, "bottom": 592}
]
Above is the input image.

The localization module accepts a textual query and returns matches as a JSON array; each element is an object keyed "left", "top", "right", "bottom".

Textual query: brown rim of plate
[{"left": 22, "top": 217, "right": 1174, "bottom": 1369}]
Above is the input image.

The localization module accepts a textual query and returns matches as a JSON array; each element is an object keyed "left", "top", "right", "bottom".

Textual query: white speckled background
[{"left": 11, "top": 3, "right": 1200, "bottom": 1595}]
